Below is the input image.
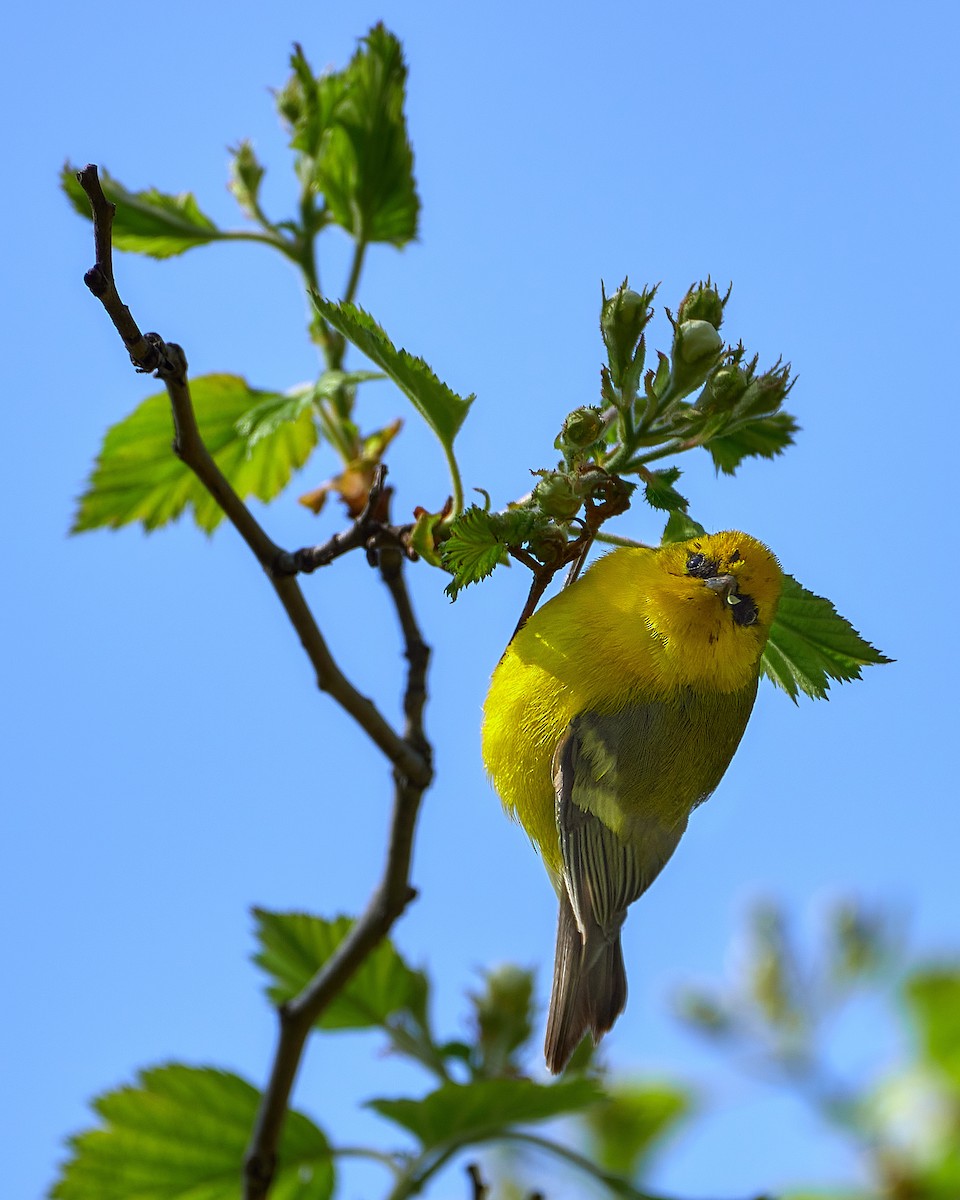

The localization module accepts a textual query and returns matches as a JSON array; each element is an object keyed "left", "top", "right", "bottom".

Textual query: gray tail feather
[{"left": 544, "top": 891, "right": 627, "bottom": 1074}]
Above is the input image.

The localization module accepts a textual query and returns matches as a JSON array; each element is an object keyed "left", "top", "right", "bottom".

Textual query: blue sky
[{"left": 4, "top": 2, "right": 959, "bottom": 1197}]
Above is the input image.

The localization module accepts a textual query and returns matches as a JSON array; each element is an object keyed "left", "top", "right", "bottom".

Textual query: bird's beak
[{"left": 703, "top": 574, "right": 742, "bottom": 606}]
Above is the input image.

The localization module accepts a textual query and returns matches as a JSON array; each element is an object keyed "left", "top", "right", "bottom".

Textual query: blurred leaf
[
  {"left": 252, "top": 909, "right": 429, "bottom": 1030},
  {"left": 62, "top": 164, "right": 223, "bottom": 259},
  {"left": 827, "top": 900, "right": 899, "bottom": 987},
  {"left": 705, "top": 411, "right": 799, "bottom": 475},
  {"left": 312, "top": 298, "right": 472, "bottom": 453},
  {"left": 72, "top": 375, "right": 318, "bottom": 534},
  {"left": 52, "top": 1065, "right": 333, "bottom": 1200},
  {"left": 904, "top": 968, "right": 960, "bottom": 1089},
  {"left": 314, "top": 24, "right": 419, "bottom": 245},
  {"left": 313, "top": 368, "right": 386, "bottom": 400},
  {"left": 582, "top": 1082, "right": 693, "bottom": 1178},
  {"left": 281, "top": 45, "right": 349, "bottom": 160},
  {"left": 660, "top": 510, "right": 707, "bottom": 544},
  {"left": 469, "top": 965, "right": 536, "bottom": 1077},
  {"left": 368, "top": 1078, "right": 601, "bottom": 1148},
  {"left": 672, "top": 988, "right": 735, "bottom": 1038},
  {"left": 228, "top": 140, "right": 266, "bottom": 222},
  {"left": 235, "top": 383, "right": 315, "bottom": 446},
  {"left": 761, "top": 574, "right": 893, "bottom": 702}
]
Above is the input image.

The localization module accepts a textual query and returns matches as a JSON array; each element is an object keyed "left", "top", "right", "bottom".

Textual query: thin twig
[
  {"left": 466, "top": 1163, "right": 489, "bottom": 1200},
  {"left": 243, "top": 546, "right": 431, "bottom": 1199},
  {"left": 76, "top": 164, "right": 429, "bottom": 790},
  {"left": 276, "top": 465, "right": 402, "bottom": 575}
]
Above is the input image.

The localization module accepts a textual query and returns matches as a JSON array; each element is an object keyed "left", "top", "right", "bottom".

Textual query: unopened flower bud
[
  {"left": 675, "top": 320, "right": 723, "bottom": 367},
  {"left": 695, "top": 364, "right": 750, "bottom": 415},
  {"left": 678, "top": 281, "right": 727, "bottom": 330},
  {"left": 527, "top": 523, "right": 569, "bottom": 565},
  {"left": 735, "top": 362, "right": 792, "bottom": 418},
  {"left": 532, "top": 471, "right": 582, "bottom": 520},
  {"left": 601, "top": 281, "right": 654, "bottom": 385},
  {"left": 557, "top": 406, "right": 604, "bottom": 452}
]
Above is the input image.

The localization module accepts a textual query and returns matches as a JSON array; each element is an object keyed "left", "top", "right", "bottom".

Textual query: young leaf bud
[
  {"left": 470, "top": 965, "right": 535, "bottom": 1071},
  {"left": 275, "top": 75, "right": 305, "bottom": 127},
  {"left": 228, "top": 141, "right": 266, "bottom": 220}
]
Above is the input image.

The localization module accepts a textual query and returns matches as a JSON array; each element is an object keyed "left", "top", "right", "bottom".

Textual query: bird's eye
[
  {"left": 729, "top": 550, "right": 741, "bottom": 563},
  {"left": 686, "top": 552, "right": 718, "bottom": 578}
]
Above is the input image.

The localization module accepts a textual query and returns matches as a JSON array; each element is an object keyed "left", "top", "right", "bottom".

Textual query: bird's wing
[
  {"left": 552, "top": 687, "right": 755, "bottom": 939},
  {"left": 553, "top": 708, "right": 687, "bottom": 940}
]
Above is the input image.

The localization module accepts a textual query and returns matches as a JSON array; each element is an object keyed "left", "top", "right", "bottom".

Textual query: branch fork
[{"left": 77, "top": 163, "right": 434, "bottom": 1200}]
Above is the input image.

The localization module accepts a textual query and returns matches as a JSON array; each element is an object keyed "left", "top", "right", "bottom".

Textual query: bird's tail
[{"left": 544, "top": 890, "right": 627, "bottom": 1074}]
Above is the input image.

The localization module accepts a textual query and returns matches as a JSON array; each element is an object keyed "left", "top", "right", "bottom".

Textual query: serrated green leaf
[
  {"left": 761, "top": 574, "right": 893, "bottom": 701},
  {"left": 52, "top": 1064, "right": 333, "bottom": 1200},
  {"left": 368, "top": 1078, "right": 601, "bottom": 1148},
  {"left": 72, "top": 375, "right": 318, "bottom": 534},
  {"left": 705, "top": 411, "right": 799, "bottom": 475},
  {"left": 904, "top": 968, "right": 960, "bottom": 1091},
  {"left": 62, "top": 164, "right": 223, "bottom": 259},
  {"left": 642, "top": 467, "right": 688, "bottom": 513},
  {"left": 282, "top": 46, "right": 350, "bottom": 161},
  {"left": 315, "top": 24, "right": 419, "bottom": 245},
  {"left": 441, "top": 506, "right": 510, "bottom": 599},
  {"left": 252, "top": 909, "right": 429, "bottom": 1030},
  {"left": 660, "top": 510, "right": 706, "bottom": 543},
  {"left": 582, "top": 1082, "right": 693, "bottom": 1178},
  {"left": 313, "top": 297, "right": 472, "bottom": 454}
]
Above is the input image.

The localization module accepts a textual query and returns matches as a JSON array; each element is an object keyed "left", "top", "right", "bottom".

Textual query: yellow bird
[{"left": 482, "top": 531, "right": 782, "bottom": 1072}]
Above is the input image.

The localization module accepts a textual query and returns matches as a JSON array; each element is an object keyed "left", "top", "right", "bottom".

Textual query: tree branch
[
  {"left": 243, "top": 546, "right": 432, "bottom": 1199},
  {"left": 79, "top": 161, "right": 436, "bottom": 1200},
  {"left": 76, "top": 164, "right": 430, "bottom": 789}
]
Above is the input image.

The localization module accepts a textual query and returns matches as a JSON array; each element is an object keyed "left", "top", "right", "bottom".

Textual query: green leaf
[
  {"left": 641, "top": 466, "right": 688, "bottom": 513},
  {"left": 62, "top": 164, "right": 223, "bottom": 259},
  {"left": 281, "top": 45, "right": 350, "bottom": 161},
  {"left": 904, "top": 968, "right": 960, "bottom": 1090},
  {"left": 660, "top": 510, "right": 706, "bottom": 543},
  {"left": 442, "top": 507, "right": 508, "bottom": 598},
  {"left": 705, "top": 411, "right": 800, "bottom": 475},
  {"left": 368, "top": 1078, "right": 601, "bottom": 1148},
  {"left": 582, "top": 1082, "right": 693, "bottom": 1178},
  {"left": 72, "top": 374, "right": 318, "bottom": 534},
  {"left": 315, "top": 24, "right": 419, "bottom": 245},
  {"left": 761, "top": 574, "right": 893, "bottom": 702},
  {"left": 252, "top": 909, "right": 429, "bottom": 1030},
  {"left": 52, "top": 1064, "right": 333, "bottom": 1200},
  {"left": 312, "top": 296, "right": 472, "bottom": 463}
]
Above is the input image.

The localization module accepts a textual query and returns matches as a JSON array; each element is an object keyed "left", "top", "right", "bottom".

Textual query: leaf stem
[{"left": 343, "top": 238, "right": 368, "bottom": 306}]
